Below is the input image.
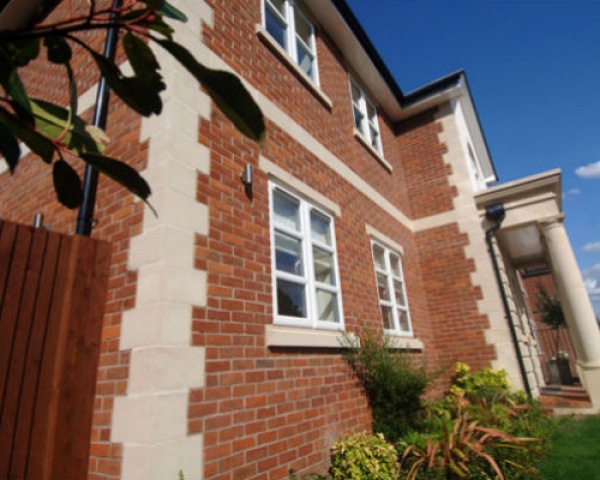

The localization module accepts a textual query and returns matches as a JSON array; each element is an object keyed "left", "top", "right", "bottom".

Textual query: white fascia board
[{"left": 302, "top": 0, "right": 403, "bottom": 119}]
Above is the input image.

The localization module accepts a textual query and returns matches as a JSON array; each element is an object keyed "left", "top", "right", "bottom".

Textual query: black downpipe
[
  {"left": 75, "top": 0, "right": 123, "bottom": 236},
  {"left": 484, "top": 207, "right": 532, "bottom": 397}
]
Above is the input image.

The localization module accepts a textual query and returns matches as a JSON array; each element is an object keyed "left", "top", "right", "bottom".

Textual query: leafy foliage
[
  {"left": 536, "top": 285, "right": 567, "bottom": 360},
  {"left": 404, "top": 363, "right": 554, "bottom": 480},
  {"left": 0, "top": 0, "right": 265, "bottom": 209},
  {"left": 398, "top": 393, "right": 540, "bottom": 480},
  {"left": 330, "top": 432, "right": 399, "bottom": 480},
  {"left": 342, "top": 329, "right": 432, "bottom": 442}
]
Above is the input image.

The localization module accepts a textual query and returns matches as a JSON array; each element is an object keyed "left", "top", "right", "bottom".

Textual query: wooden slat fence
[{"left": 0, "top": 219, "right": 111, "bottom": 480}]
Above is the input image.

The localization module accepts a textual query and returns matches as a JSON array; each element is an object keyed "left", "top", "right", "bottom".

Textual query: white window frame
[
  {"left": 269, "top": 181, "right": 344, "bottom": 330},
  {"left": 263, "top": 0, "right": 320, "bottom": 84},
  {"left": 350, "top": 77, "right": 383, "bottom": 155},
  {"left": 371, "top": 240, "right": 413, "bottom": 336}
]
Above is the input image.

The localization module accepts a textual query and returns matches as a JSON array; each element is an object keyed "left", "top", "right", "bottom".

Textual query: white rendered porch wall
[{"left": 111, "top": 2, "right": 214, "bottom": 479}]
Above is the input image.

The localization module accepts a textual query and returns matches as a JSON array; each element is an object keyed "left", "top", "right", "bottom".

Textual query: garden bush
[
  {"left": 330, "top": 432, "right": 398, "bottom": 480},
  {"left": 342, "top": 329, "right": 432, "bottom": 442}
]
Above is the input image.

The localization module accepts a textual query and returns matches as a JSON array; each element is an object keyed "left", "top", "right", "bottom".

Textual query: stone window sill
[
  {"left": 265, "top": 324, "right": 353, "bottom": 348},
  {"left": 354, "top": 129, "right": 393, "bottom": 173}
]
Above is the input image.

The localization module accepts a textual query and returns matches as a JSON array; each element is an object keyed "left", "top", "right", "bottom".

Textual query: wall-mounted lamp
[{"left": 241, "top": 164, "right": 253, "bottom": 199}]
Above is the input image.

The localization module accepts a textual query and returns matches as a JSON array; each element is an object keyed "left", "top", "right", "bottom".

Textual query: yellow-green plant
[{"left": 330, "top": 432, "right": 398, "bottom": 480}]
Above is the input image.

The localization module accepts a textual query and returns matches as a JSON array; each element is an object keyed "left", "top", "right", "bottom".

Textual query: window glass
[
  {"left": 371, "top": 241, "right": 412, "bottom": 335},
  {"left": 270, "top": 182, "right": 343, "bottom": 329},
  {"left": 263, "top": 0, "right": 318, "bottom": 83},
  {"left": 350, "top": 78, "right": 383, "bottom": 155},
  {"left": 273, "top": 189, "right": 300, "bottom": 231},
  {"left": 277, "top": 279, "right": 306, "bottom": 317},
  {"left": 310, "top": 210, "right": 331, "bottom": 245},
  {"left": 316, "top": 289, "right": 338, "bottom": 322},
  {"left": 275, "top": 232, "right": 303, "bottom": 276},
  {"left": 313, "top": 247, "right": 334, "bottom": 285}
]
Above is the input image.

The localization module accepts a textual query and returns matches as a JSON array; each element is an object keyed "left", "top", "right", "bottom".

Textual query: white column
[{"left": 541, "top": 216, "right": 600, "bottom": 408}]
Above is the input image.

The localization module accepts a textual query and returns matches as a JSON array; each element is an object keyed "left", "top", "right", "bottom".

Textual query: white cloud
[
  {"left": 563, "top": 188, "right": 582, "bottom": 200},
  {"left": 583, "top": 242, "right": 600, "bottom": 253},
  {"left": 575, "top": 160, "right": 600, "bottom": 179}
]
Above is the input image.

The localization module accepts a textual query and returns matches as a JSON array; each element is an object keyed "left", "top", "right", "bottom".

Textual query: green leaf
[
  {"left": 0, "top": 121, "right": 21, "bottom": 172},
  {"left": 159, "top": 1, "right": 188, "bottom": 21},
  {"left": 0, "top": 49, "right": 32, "bottom": 116},
  {"left": 80, "top": 153, "right": 152, "bottom": 203},
  {"left": 145, "top": 15, "right": 174, "bottom": 38},
  {"left": 6, "top": 38, "right": 41, "bottom": 67},
  {"left": 53, "top": 159, "right": 83, "bottom": 209},
  {"left": 30, "top": 99, "right": 107, "bottom": 154},
  {"left": 122, "top": 33, "right": 162, "bottom": 84},
  {"left": 156, "top": 39, "right": 265, "bottom": 144},
  {"left": 0, "top": 105, "right": 54, "bottom": 162},
  {"left": 87, "top": 48, "right": 164, "bottom": 116},
  {"left": 44, "top": 35, "right": 72, "bottom": 64}
]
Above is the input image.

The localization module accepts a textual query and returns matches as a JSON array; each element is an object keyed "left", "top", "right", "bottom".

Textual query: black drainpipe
[
  {"left": 75, "top": 0, "right": 123, "bottom": 236},
  {"left": 484, "top": 203, "right": 532, "bottom": 398}
]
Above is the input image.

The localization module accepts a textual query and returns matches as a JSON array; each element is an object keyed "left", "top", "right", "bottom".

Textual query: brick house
[{"left": 1, "top": 0, "right": 600, "bottom": 479}]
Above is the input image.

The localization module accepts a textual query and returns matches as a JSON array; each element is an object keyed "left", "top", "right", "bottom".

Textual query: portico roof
[{"left": 475, "top": 169, "right": 562, "bottom": 268}]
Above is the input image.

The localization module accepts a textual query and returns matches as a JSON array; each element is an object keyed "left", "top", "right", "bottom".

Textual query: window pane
[
  {"left": 372, "top": 243, "right": 386, "bottom": 271},
  {"left": 296, "top": 43, "right": 314, "bottom": 78},
  {"left": 366, "top": 102, "right": 377, "bottom": 121},
  {"left": 393, "top": 280, "right": 406, "bottom": 306},
  {"left": 266, "top": 9, "right": 287, "bottom": 49},
  {"left": 273, "top": 189, "right": 300, "bottom": 230},
  {"left": 389, "top": 253, "right": 401, "bottom": 277},
  {"left": 310, "top": 210, "right": 331, "bottom": 245},
  {"left": 353, "top": 107, "right": 363, "bottom": 132},
  {"left": 381, "top": 305, "right": 393, "bottom": 330},
  {"left": 277, "top": 279, "right": 306, "bottom": 317},
  {"left": 351, "top": 83, "right": 362, "bottom": 103},
  {"left": 369, "top": 124, "right": 379, "bottom": 150},
  {"left": 316, "top": 289, "right": 338, "bottom": 322},
  {"left": 376, "top": 272, "right": 390, "bottom": 301},
  {"left": 294, "top": 10, "right": 312, "bottom": 45},
  {"left": 313, "top": 246, "right": 334, "bottom": 285},
  {"left": 267, "top": 0, "right": 286, "bottom": 15},
  {"left": 398, "top": 309, "right": 410, "bottom": 332},
  {"left": 275, "top": 232, "right": 303, "bottom": 276}
]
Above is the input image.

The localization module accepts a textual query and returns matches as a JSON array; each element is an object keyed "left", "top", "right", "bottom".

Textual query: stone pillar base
[{"left": 578, "top": 361, "right": 600, "bottom": 409}]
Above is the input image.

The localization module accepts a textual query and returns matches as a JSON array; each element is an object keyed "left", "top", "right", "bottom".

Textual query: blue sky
[{"left": 346, "top": 0, "right": 600, "bottom": 315}]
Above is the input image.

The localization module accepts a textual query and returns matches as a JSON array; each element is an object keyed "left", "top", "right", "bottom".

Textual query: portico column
[{"left": 541, "top": 216, "right": 600, "bottom": 408}]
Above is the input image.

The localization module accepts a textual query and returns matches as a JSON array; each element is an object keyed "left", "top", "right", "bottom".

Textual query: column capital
[{"left": 539, "top": 214, "right": 565, "bottom": 231}]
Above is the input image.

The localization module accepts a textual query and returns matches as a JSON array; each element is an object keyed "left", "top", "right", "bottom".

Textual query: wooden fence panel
[{"left": 0, "top": 220, "right": 111, "bottom": 480}]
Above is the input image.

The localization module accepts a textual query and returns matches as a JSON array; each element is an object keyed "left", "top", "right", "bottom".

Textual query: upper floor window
[
  {"left": 270, "top": 182, "right": 343, "bottom": 329},
  {"left": 263, "top": 0, "right": 318, "bottom": 83},
  {"left": 371, "top": 240, "right": 412, "bottom": 335},
  {"left": 351, "top": 78, "right": 382, "bottom": 155}
]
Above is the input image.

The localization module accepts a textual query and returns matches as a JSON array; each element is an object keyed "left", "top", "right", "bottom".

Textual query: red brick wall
[
  {"left": 0, "top": 1, "right": 502, "bottom": 479},
  {"left": 415, "top": 225, "right": 497, "bottom": 377}
]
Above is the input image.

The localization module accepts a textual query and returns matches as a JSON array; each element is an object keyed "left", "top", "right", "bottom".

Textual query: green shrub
[
  {"left": 398, "top": 396, "right": 540, "bottom": 480},
  {"left": 330, "top": 432, "right": 398, "bottom": 480},
  {"left": 342, "top": 329, "right": 431, "bottom": 441},
  {"left": 405, "top": 364, "right": 553, "bottom": 479}
]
